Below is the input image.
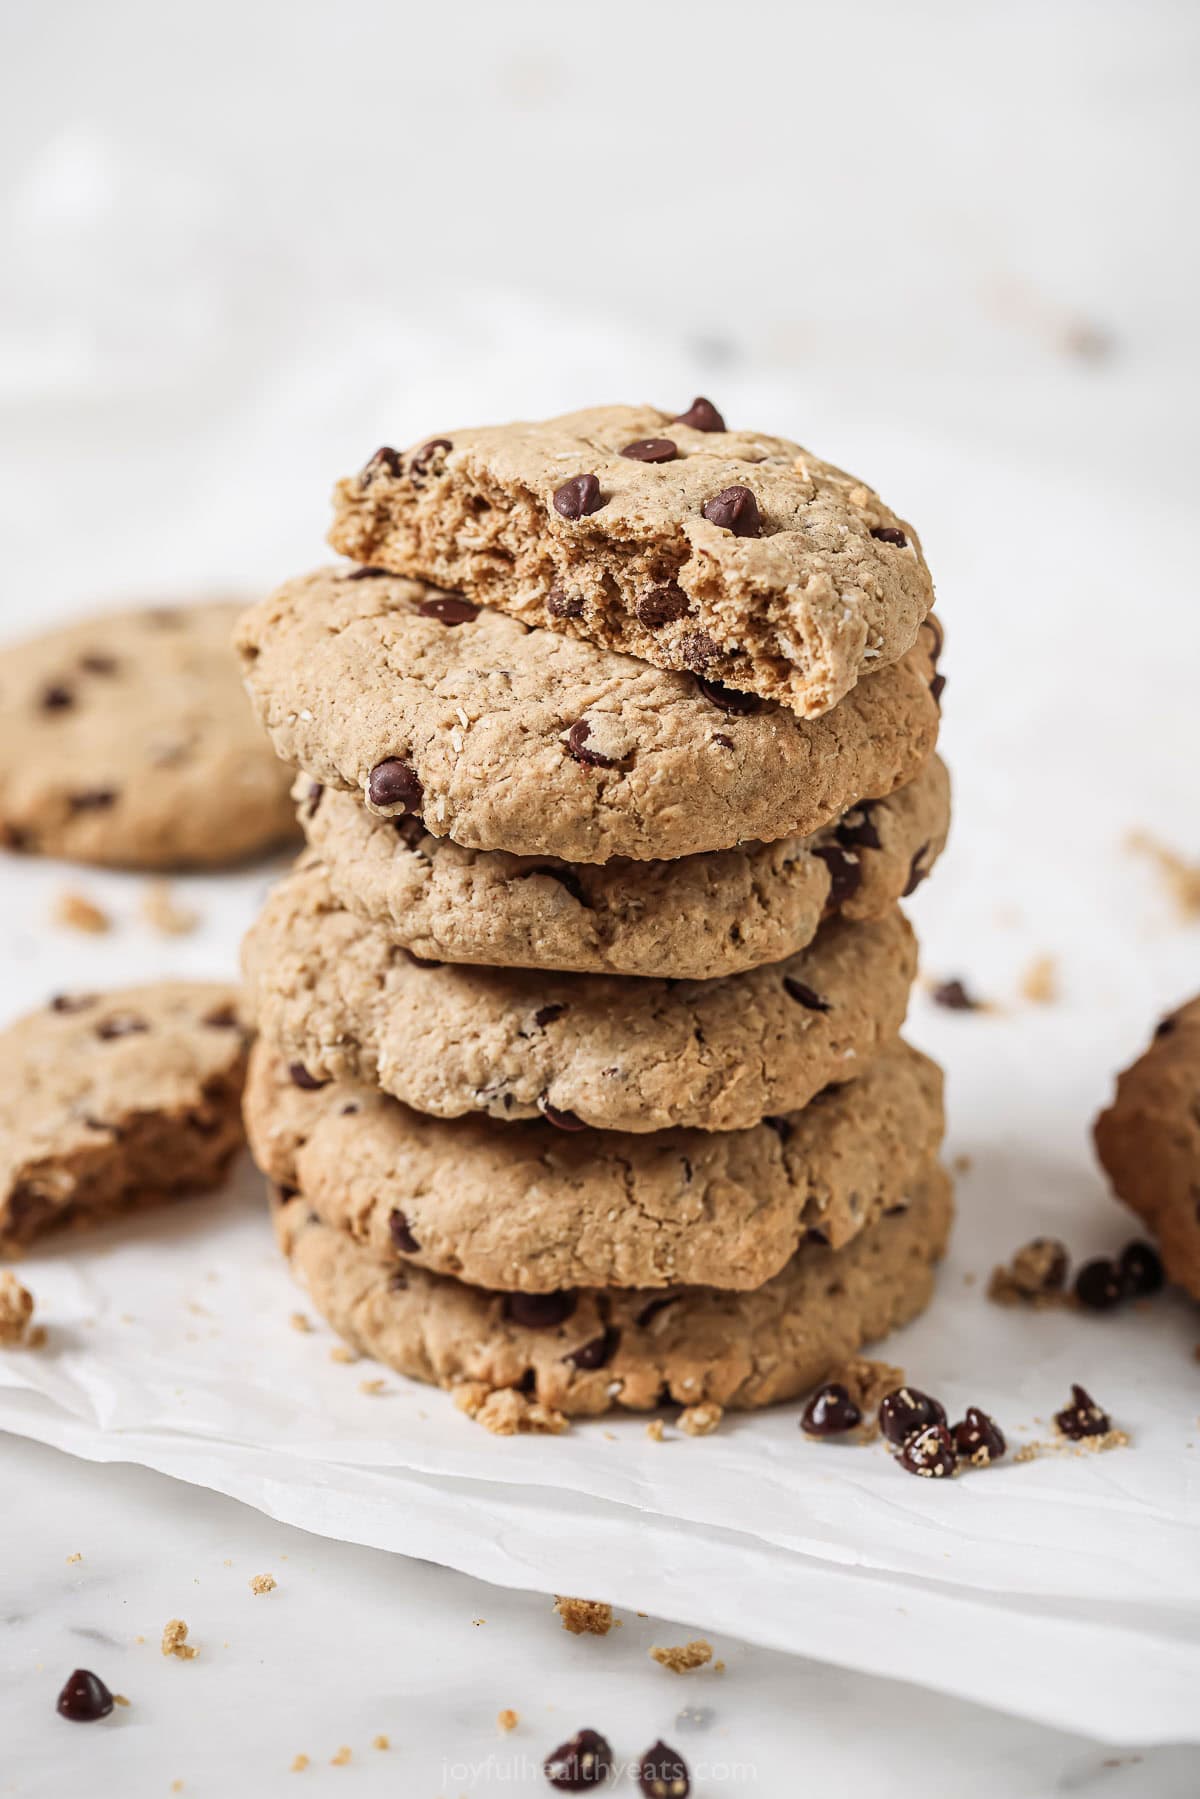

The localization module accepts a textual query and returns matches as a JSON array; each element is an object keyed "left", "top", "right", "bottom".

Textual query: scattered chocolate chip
[
  {"left": 40, "top": 683, "right": 74, "bottom": 711},
  {"left": 388, "top": 1209, "right": 420, "bottom": 1253},
  {"left": 696, "top": 677, "right": 761, "bottom": 716},
  {"left": 1055, "top": 1383, "right": 1111, "bottom": 1440},
  {"left": 288, "top": 1063, "right": 330, "bottom": 1092},
  {"left": 801, "top": 1382, "right": 862, "bottom": 1437},
  {"left": 636, "top": 583, "right": 689, "bottom": 629},
  {"left": 902, "top": 842, "right": 931, "bottom": 897},
  {"left": 534, "top": 1002, "right": 567, "bottom": 1028},
  {"left": 304, "top": 782, "right": 323, "bottom": 819},
  {"left": 1074, "top": 1257, "right": 1123, "bottom": 1311},
  {"left": 95, "top": 1013, "right": 148, "bottom": 1041},
  {"left": 345, "top": 565, "right": 392, "bottom": 581},
  {"left": 367, "top": 757, "right": 423, "bottom": 812},
  {"left": 621, "top": 437, "right": 678, "bottom": 463},
  {"left": 930, "top": 673, "right": 947, "bottom": 706},
  {"left": 899, "top": 1421, "right": 957, "bottom": 1478},
  {"left": 672, "top": 396, "right": 726, "bottom": 432},
  {"left": 836, "top": 806, "right": 881, "bottom": 852},
  {"left": 1118, "top": 1239, "right": 1165, "bottom": 1298},
  {"left": 565, "top": 1327, "right": 620, "bottom": 1371},
  {"left": 79, "top": 653, "right": 118, "bottom": 675},
  {"left": 879, "top": 1386, "right": 947, "bottom": 1446},
  {"left": 202, "top": 1002, "right": 240, "bottom": 1029},
  {"left": 952, "top": 1407, "right": 1006, "bottom": 1465},
  {"left": 930, "top": 978, "right": 981, "bottom": 1012},
  {"left": 564, "top": 720, "right": 619, "bottom": 770},
  {"left": 553, "top": 474, "right": 604, "bottom": 521},
  {"left": 68, "top": 789, "right": 117, "bottom": 813},
  {"left": 638, "top": 1740, "right": 691, "bottom": 1798},
  {"left": 505, "top": 1290, "right": 578, "bottom": 1330},
  {"left": 635, "top": 1295, "right": 677, "bottom": 1329},
  {"left": 544, "top": 1727, "right": 613, "bottom": 1791},
  {"left": 812, "top": 843, "right": 862, "bottom": 907},
  {"left": 538, "top": 1094, "right": 588, "bottom": 1131},
  {"left": 783, "top": 977, "right": 831, "bottom": 1012},
  {"left": 702, "top": 484, "right": 761, "bottom": 537},
  {"left": 680, "top": 631, "right": 721, "bottom": 669},
  {"left": 711, "top": 732, "right": 735, "bottom": 750},
  {"left": 417, "top": 595, "right": 478, "bottom": 626},
  {"left": 50, "top": 992, "right": 95, "bottom": 1013},
  {"left": 409, "top": 437, "right": 452, "bottom": 477},
  {"left": 360, "top": 446, "right": 403, "bottom": 483},
  {"left": 548, "top": 588, "right": 585, "bottom": 619},
  {"left": 871, "top": 525, "right": 908, "bottom": 547},
  {"left": 56, "top": 1669, "right": 114, "bottom": 1723}
]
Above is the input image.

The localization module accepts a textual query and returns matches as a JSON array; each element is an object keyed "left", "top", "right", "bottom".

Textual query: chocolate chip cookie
[
  {"left": 242, "top": 857, "right": 918, "bottom": 1134},
  {"left": 0, "top": 982, "right": 250, "bottom": 1251},
  {"left": 1094, "top": 995, "right": 1200, "bottom": 1300},
  {"left": 298, "top": 752, "right": 950, "bottom": 980},
  {"left": 236, "top": 568, "right": 941, "bottom": 864},
  {"left": 244, "top": 1037, "right": 943, "bottom": 1291},
  {"left": 0, "top": 600, "right": 298, "bottom": 868},
  {"left": 273, "top": 1162, "right": 952, "bottom": 1414},
  {"left": 328, "top": 403, "right": 935, "bottom": 718}
]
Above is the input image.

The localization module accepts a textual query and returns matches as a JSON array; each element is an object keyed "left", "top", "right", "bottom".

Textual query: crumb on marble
[
  {"left": 554, "top": 1596, "right": 614, "bottom": 1636},
  {"left": 249, "top": 1573, "right": 276, "bottom": 1596},
  {"left": 650, "top": 1639, "right": 713, "bottom": 1674},
  {"left": 678, "top": 1402, "right": 723, "bottom": 1437},
  {"left": 1019, "top": 954, "right": 1058, "bottom": 1005},
  {"left": 161, "top": 1618, "right": 198, "bottom": 1660},
  {"left": 358, "top": 1378, "right": 386, "bottom": 1396},
  {"left": 453, "top": 1381, "right": 569, "bottom": 1437},
  {"left": 497, "top": 1708, "right": 519, "bottom": 1734},
  {"left": 141, "top": 879, "right": 199, "bottom": 936},
  {"left": 53, "top": 889, "right": 111, "bottom": 934},
  {"left": 289, "top": 1312, "right": 312, "bottom": 1333},
  {"left": 329, "top": 1345, "right": 357, "bottom": 1364},
  {"left": 645, "top": 1418, "right": 665, "bottom": 1443}
]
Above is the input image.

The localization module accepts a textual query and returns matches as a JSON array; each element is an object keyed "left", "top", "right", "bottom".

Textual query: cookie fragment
[
  {"left": 650, "top": 1640, "right": 713, "bottom": 1674},
  {"left": 554, "top": 1597, "right": 614, "bottom": 1636},
  {"left": 0, "top": 1271, "right": 35, "bottom": 1345}
]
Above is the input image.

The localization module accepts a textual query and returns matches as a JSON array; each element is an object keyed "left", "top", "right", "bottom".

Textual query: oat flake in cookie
[
  {"left": 0, "top": 982, "right": 250, "bottom": 1251},
  {"left": 328, "top": 404, "right": 935, "bottom": 719},
  {"left": 0, "top": 600, "right": 297, "bottom": 868},
  {"left": 236, "top": 567, "right": 941, "bottom": 864}
]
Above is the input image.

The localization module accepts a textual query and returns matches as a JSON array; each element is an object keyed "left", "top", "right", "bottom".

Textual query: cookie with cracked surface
[
  {"left": 273, "top": 1162, "right": 952, "bottom": 1414},
  {"left": 244, "top": 1037, "right": 943, "bottom": 1290},
  {"left": 242, "top": 857, "right": 918, "bottom": 1134},
  {"left": 236, "top": 568, "right": 941, "bottom": 864},
  {"left": 298, "top": 752, "right": 950, "bottom": 980},
  {"left": 1094, "top": 996, "right": 1200, "bottom": 1300},
  {"left": 328, "top": 403, "right": 934, "bottom": 719},
  {"left": 0, "top": 600, "right": 298, "bottom": 868},
  {"left": 0, "top": 981, "right": 250, "bottom": 1251}
]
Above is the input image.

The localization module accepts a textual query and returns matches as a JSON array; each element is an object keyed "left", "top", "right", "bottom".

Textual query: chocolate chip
[
  {"left": 711, "top": 732, "right": 735, "bottom": 750},
  {"left": 288, "top": 1063, "right": 329, "bottom": 1092},
  {"left": 95, "top": 1013, "right": 148, "bottom": 1040},
  {"left": 672, "top": 396, "right": 726, "bottom": 432},
  {"left": 680, "top": 631, "right": 721, "bottom": 669},
  {"left": 931, "top": 978, "right": 981, "bottom": 1012},
  {"left": 79, "top": 653, "right": 118, "bottom": 675},
  {"left": 56, "top": 1669, "right": 114, "bottom": 1723},
  {"left": 409, "top": 437, "right": 452, "bottom": 477},
  {"left": 836, "top": 806, "right": 881, "bottom": 852},
  {"left": 638, "top": 1740, "right": 691, "bottom": 1798},
  {"left": 504, "top": 1290, "right": 578, "bottom": 1330},
  {"left": 548, "top": 588, "right": 585, "bottom": 619},
  {"left": 899, "top": 1421, "right": 957, "bottom": 1478},
  {"left": 930, "top": 673, "right": 947, "bottom": 706},
  {"left": 534, "top": 1002, "right": 567, "bottom": 1028},
  {"left": 1054, "top": 1383, "right": 1111, "bottom": 1440},
  {"left": 553, "top": 474, "right": 604, "bottom": 520},
  {"left": 50, "top": 992, "right": 95, "bottom": 1013},
  {"left": 1154, "top": 1015, "right": 1177, "bottom": 1039},
  {"left": 812, "top": 843, "right": 862, "bottom": 907},
  {"left": 902, "top": 842, "right": 931, "bottom": 896},
  {"left": 367, "top": 757, "right": 423, "bottom": 812},
  {"left": 345, "top": 565, "right": 392, "bottom": 581},
  {"left": 304, "top": 782, "right": 323, "bottom": 819},
  {"left": 40, "top": 683, "right": 74, "bottom": 711},
  {"left": 800, "top": 1382, "right": 862, "bottom": 1437},
  {"left": 360, "top": 446, "right": 403, "bottom": 483},
  {"left": 202, "top": 1002, "right": 240, "bottom": 1029},
  {"left": 393, "top": 815, "right": 426, "bottom": 850},
  {"left": 879, "top": 1386, "right": 947, "bottom": 1446},
  {"left": 68, "top": 789, "right": 117, "bottom": 813},
  {"left": 564, "top": 720, "right": 619, "bottom": 770},
  {"left": 871, "top": 525, "right": 908, "bottom": 547},
  {"left": 1118, "top": 1239, "right": 1164, "bottom": 1297},
  {"left": 952, "top": 1407, "right": 1006, "bottom": 1465},
  {"left": 544, "top": 1727, "right": 613, "bottom": 1790},
  {"left": 564, "top": 1327, "right": 620, "bottom": 1371},
  {"left": 538, "top": 1093, "right": 588, "bottom": 1131},
  {"left": 635, "top": 1295, "right": 677, "bottom": 1329},
  {"left": 783, "top": 977, "right": 831, "bottom": 1012},
  {"left": 636, "top": 583, "right": 689, "bottom": 629},
  {"left": 388, "top": 1209, "right": 420, "bottom": 1253},
  {"left": 417, "top": 595, "right": 478, "bottom": 626},
  {"left": 621, "top": 437, "right": 678, "bottom": 463},
  {"left": 696, "top": 677, "right": 761, "bottom": 716},
  {"left": 1074, "top": 1257, "right": 1123, "bottom": 1311},
  {"left": 702, "top": 485, "right": 760, "bottom": 537}
]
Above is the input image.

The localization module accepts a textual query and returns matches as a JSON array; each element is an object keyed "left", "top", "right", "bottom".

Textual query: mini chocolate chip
[
  {"left": 50, "top": 992, "right": 95, "bottom": 1013},
  {"left": 812, "top": 843, "right": 863, "bottom": 907},
  {"left": 1055, "top": 1383, "right": 1111, "bottom": 1440},
  {"left": 95, "top": 1013, "right": 148, "bottom": 1040},
  {"left": 681, "top": 631, "right": 721, "bottom": 670},
  {"left": 931, "top": 978, "right": 981, "bottom": 1012},
  {"left": 801, "top": 1382, "right": 862, "bottom": 1437},
  {"left": 930, "top": 673, "right": 947, "bottom": 706},
  {"left": 367, "top": 757, "right": 423, "bottom": 812},
  {"left": 417, "top": 595, "right": 479, "bottom": 626},
  {"left": 534, "top": 1002, "right": 567, "bottom": 1028},
  {"left": 544, "top": 1727, "right": 613, "bottom": 1791},
  {"left": 672, "top": 396, "right": 726, "bottom": 432},
  {"left": 952, "top": 1408, "right": 1007, "bottom": 1465},
  {"left": 553, "top": 474, "right": 604, "bottom": 520},
  {"left": 79, "top": 653, "right": 118, "bottom": 675},
  {"left": 564, "top": 720, "right": 619, "bottom": 770},
  {"left": 871, "top": 525, "right": 908, "bottom": 547},
  {"left": 202, "top": 1002, "right": 240, "bottom": 1029},
  {"left": 711, "top": 732, "right": 735, "bottom": 750},
  {"left": 879, "top": 1386, "right": 947, "bottom": 1446},
  {"left": 56, "top": 1669, "right": 114, "bottom": 1723},
  {"left": 548, "top": 588, "right": 585, "bottom": 619},
  {"left": 638, "top": 1740, "right": 691, "bottom": 1798},
  {"left": 345, "top": 565, "right": 392, "bottom": 581},
  {"left": 388, "top": 1209, "right": 420, "bottom": 1253},
  {"left": 1119, "top": 1239, "right": 1164, "bottom": 1297},
  {"left": 40, "top": 683, "right": 74, "bottom": 711},
  {"left": 538, "top": 1093, "right": 588, "bottom": 1131},
  {"left": 304, "top": 782, "right": 323, "bottom": 818},
  {"left": 360, "top": 446, "right": 403, "bottom": 483},
  {"left": 835, "top": 806, "right": 881, "bottom": 852},
  {"left": 2, "top": 823, "right": 32, "bottom": 851},
  {"left": 505, "top": 1290, "right": 578, "bottom": 1330},
  {"left": 288, "top": 1063, "right": 329, "bottom": 1092},
  {"left": 409, "top": 437, "right": 452, "bottom": 476},
  {"left": 564, "top": 1327, "right": 620, "bottom": 1371},
  {"left": 702, "top": 485, "right": 760, "bottom": 537},
  {"left": 783, "top": 976, "right": 831, "bottom": 1012},
  {"left": 621, "top": 437, "right": 678, "bottom": 463},
  {"left": 899, "top": 1421, "right": 957, "bottom": 1478},
  {"left": 696, "top": 676, "right": 761, "bottom": 716},
  {"left": 636, "top": 1295, "right": 677, "bottom": 1329},
  {"left": 1074, "top": 1257, "right": 1123, "bottom": 1311},
  {"left": 68, "top": 789, "right": 117, "bottom": 813},
  {"left": 636, "top": 582, "right": 689, "bottom": 629},
  {"left": 902, "top": 842, "right": 931, "bottom": 896}
]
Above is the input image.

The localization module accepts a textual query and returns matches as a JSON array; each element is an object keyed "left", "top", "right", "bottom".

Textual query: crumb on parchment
[
  {"left": 645, "top": 1418, "right": 665, "bottom": 1442},
  {"left": 0, "top": 1272, "right": 37, "bottom": 1346},
  {"left": 372, "top": 1734, "right": 389, "bottom": 1751},
  {"left": 289, "top": 1312, "right": 312, "bottom": 1332},
  {"left": 141, "top": 879, "right": 199, "bottom": 936},
  {"left": 161, "top": 1619, "right": 198, "bottom": 1660},
  {"left": 1019, "top": 954, "right": 1058, "bottom": 1004},
  {"left": 289, "top": 1754, "right": 309, "bottom": 1773},
  {"left": 453, "top": 1382, "right": 569, "bottom": 1437},
  {"left": 554, "top": 1597, "right": 615, "bottom": 1636},
  {"left": 1127, "top": 830, "right": 1200, "bottom": 921},
  {"left": 497, "top": 1709, "right": 519, "bottom": 1733},
  {"left": 249, "top": 1574, "right": 276, "bottom": 1596},
  {"left": 330, "top": 1746, "right": 351, "bottom": 1766},
  {"left": 650, "top": 1639, "right": 713, "bottom": 1674},
  {"left": 53, "top": 889, "right": 111, "bottom": 934},
  {"left": 678, "top": 1402, "right": 723, "bottom": 1437}
]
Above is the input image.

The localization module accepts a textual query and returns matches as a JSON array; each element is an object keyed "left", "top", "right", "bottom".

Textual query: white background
[{"left": 2, "top": 2, "right": 1199, "bottom": 1793}]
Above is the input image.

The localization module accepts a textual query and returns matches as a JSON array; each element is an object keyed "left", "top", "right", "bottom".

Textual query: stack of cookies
[{"left": 236, "top": 401, "right": 952, "bottom": 1424}]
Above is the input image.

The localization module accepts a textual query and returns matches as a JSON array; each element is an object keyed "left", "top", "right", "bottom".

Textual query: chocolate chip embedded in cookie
[
  {"left": 0, "top": 600, "right": 298, "bottom": 868},
  {"left": 235, "top": 567, "right": 941, "bottom": 864},
  {"left": 327, "top": 404, "right": 935, "bottom": 719},
  {"left": 0, "top": 982, "right": 250, "bottom": 1251},
  {"left": 241, "top": 857, "right": 918, "bottom": 1134}
]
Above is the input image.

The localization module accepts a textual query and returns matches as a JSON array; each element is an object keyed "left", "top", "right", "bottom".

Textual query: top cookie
[
  {"left": 0, "top": 600, "right": 298, "bottom": 868},
  {"left": 236, "top": 567, "right": 941, "bottom": 864},
  {"left": 328, "top": 402, "right": 935, "bottom": 718}
]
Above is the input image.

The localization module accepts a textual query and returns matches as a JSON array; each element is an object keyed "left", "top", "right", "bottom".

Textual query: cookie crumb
[
  {"left": 289, "top": 1754, "right": 309, "bottom": 1773},
  {"left": 650, "top": 1639, "right": 713, "bottom": 1674},
  {"left": 714, "top": 1659, "right": 726, "bottom": 1674},
  {"left": 372, "top": 1734, "right": 389, "bottom": 1751},
  {"left": 0, "top": 1272, "right": 36, "bottom": 1346},
  {"left": 829, "top": 1355, "right": 905, "bottom": 1442},
  {"left": 330, "top": 1746, "right": 352, "bottom": 1767},
  {"left": 113, "top": 1693, "right": 130, "bottom": 1707},
  {"left": 1127, "top": 830, "right": 1200, "bottom": 921},
  {"left": 249, "top": 1574, "right": 276, "bottom": 1596},
  {"left": 161, "top": 1618, "right": 198, "bottom": 1660},
  {"left": 453, "top": 1382, "right": 569, "bottom": 1436},
  {"left": 141, "top": 879, "right": 199, "bottom": 936},
  {"left": 645, "top": 1418, "right": 665, "bottom": 1443},
  {"left": 497, "top": 1709, "right": 519, "bottom": 1734},
  {"left": 358, "top": 1377, "right": 387, "bottom": 1396},
  {"left": 329, "top": 1344, "right": 357, "bottom": 1364},
  {"left": 988, "top": 1238, "right": 1071, "bottom": 1308},
  {"left": 65, "top": 1552, "right": 82, "bottom": 1564},
  {"left": 1019, "top": 954, "right": 1058, "bottom": 1005},
  {"left": 52, "top": 889, "right": 111, "bottom": 934},
  {"left": 678, "top": 1401, "right": 723, "bottom": 1437},
  {"left": 289, "top": 1312, "right": 312, "bottom": 1332},
  {"left": 951, "top": 1153, "right": 973, "bottom": 1176},
  {"left": 554, "top": 1597, "right": 614, "bottom": 1637}
]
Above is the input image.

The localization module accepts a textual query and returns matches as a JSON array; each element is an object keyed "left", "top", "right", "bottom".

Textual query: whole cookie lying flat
[
  {"left": 236, "top": 567, "right": 942, "bottom": 864},
  {"left": 243, "top": 857, "right": 918, "bottom": 1134},
  {"left": 299, "top": 752, "right": 950, "bottom": 980},
  {"left": 275, "top": 1163, "right": 952, "bottom": 1414},
  {"left": 0, "top": 600, "right": 298, "bottom": 868},
  {"left": 328, "top": 402, "right": 935, "bottom": 718},
  {"left": 0, "top": 981, "right": 250, "bottom": 1251},
  {"left": 1094, "top": 996, "right": 1200, "bottom": 1300},
  {"left": 245, "top": 1038, "right": 943, "bottom": 1290}
]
